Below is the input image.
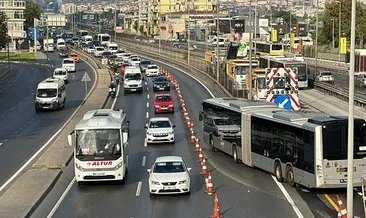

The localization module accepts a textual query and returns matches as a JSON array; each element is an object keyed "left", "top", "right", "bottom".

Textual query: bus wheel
[
  {"left": 286, "top": 166, "right": 295, "bottom": 187},
  {"left": 274, "top": 162, "right": 283, "bottom": 182},
  {"left": 210, "top": 136, "right": 217, "bottom": 152},
  {"left": 232, "top": 146, "right": 239, "bottom": 163}
]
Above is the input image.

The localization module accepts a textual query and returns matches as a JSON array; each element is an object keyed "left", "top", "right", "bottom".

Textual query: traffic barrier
[
  {"left": 336, "top": 196, "right": 347, "bottom": 218},
  {"left": 211, "top": 193, "right": 222, "bottom": 218},
  {"left": 190, "top": 127, "right": 194, "bottom": 136},
  {"left": 200, "top": 158, "right": 208, "bottom": 175},
  {"left": 198, "top": 148, "right": 204, "bottom": 162},
  {"left": 205, "top": 172, "right": 214, "bottom": 195}
]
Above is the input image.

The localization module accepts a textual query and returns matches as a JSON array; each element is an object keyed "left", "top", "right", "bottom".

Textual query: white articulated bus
[
  {"left": 199, "top": 98, "right": 366, "bottom": 188},
  {"left": 68, "top": 109, "right": 129, "bottom": 184}
]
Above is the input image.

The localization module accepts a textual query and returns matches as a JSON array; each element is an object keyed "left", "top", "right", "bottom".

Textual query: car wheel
[
  {"left": 232, "top": 145, "right": 239, "bottom": 163},
  {"left": 35, "top": 106, "right": 40, "bottom": 113}
]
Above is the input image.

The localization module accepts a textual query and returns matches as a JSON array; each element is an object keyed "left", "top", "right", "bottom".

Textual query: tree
[
  {"left": 24, "top": 0, "right": 41, "bottom": 30},
  {"left": 0, "top": 12, "right": 8, "bottom": 49}
]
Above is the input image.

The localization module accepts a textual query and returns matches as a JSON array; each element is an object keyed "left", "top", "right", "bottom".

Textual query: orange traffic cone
[
  {"left": 195, "top": 140, "right": 200, "bottom": 152},
  {"left": 200, "top": 159, "right": 208, "bottom": 175},
  {"left": 190, "top": 135, "right": 195, "bottom": 143},
  {"left": 336, "top": 196, "right": 347, "bottom": 218},
  {"left": 211, "top": 193, "right": 222, "bottom": 218},
  {"left": 198, "top": 148, "right": 204, "bottom": 162},
  {"left": 205, "top": 172, "right": 214, "bottom": 195}
]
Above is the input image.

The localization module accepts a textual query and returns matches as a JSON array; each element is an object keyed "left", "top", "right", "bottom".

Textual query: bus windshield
[
  {"left": 102, "top": 36, "right": 110, "bottom": 41},
  {"left": 271, "top": 44, "right": 283, "bottom": 51},
  {"left": 286, "top": 64, "right": 307, "bottom": 81},
  {"left": 37, "top": 88, "right": 57, "bottom": 98},
  {"left": 76, "top": 129, "right": 121, "bottom": 161}
]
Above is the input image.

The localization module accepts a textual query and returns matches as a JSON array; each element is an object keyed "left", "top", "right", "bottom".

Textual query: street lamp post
[
  {"left": 331, "top": 18, "right": 335, "bottom": 48},
  {"left": 216, "top": 0, "right": 220, "bottom": 82},
  {"left": 315, "top": 0, "right": 319, "bottom": 72},
  {"left": 336, "top": 0, "right": 341, "bottom": 63},
  {"left": 248, "top": 0, "right": 253, "bottom": 100},
  {"left": 187, "top": 1, "right": 190, "bottom": 66}
]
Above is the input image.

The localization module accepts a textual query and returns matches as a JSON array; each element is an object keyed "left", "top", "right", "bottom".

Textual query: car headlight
[
  {"left": 153, "top": 84, "right": 158, "bottom": 87},
  {"left": 155, "top": 105, "right": 160, "bottom": 108},
  {"left": 147, "top": 131, "right": 152, "bottom": 135},
  {"left": 75, "top": 163, "right": 84, "bottom": 171},
  {"left": 168, "top": 130, "right": 174, "bottom": 135},
  {"left": 178, "top": 180, "right": 187, "bottom": 184},
  {"left": 52, "top": 98, "right": 58, "bottom": 103},
  {"left": 168, "top": 104, "right": 173, "bottom": 107},
  {"left": 151, "top": 180, "right": 160, "bottom": 185},
  {"left": 114, "top": 162, "right": 123, "bottom": 170}
]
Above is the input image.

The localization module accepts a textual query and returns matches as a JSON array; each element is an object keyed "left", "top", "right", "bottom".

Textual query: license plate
[
  {"left": 159, "top": 88, "right": 165, "bottom": 90},
  {"left": 162, "top": 107, "right": 167, "bottom": 110},
  {"left": 131, "top": 89, "right": 136, "bottom": 91},
  {"left": 163, "top": 186, "right": 174, "bottom": 190},
  {"left": 93, "top": 173, "right": 105, "bottom": 176}
]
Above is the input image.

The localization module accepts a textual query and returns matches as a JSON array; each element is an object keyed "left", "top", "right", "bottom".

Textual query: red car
[{"left": 154, "top": 94, "right": 174, "bottom": 113}]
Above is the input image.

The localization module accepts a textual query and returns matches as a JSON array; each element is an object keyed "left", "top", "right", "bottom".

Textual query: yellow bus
[{"left": 253, "top": 41, "right": 284, "bottom": 56}]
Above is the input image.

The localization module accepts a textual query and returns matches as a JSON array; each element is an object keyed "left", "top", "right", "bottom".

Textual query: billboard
[{"left": 218, "top": 19, "right": 245, "bottom": 34}]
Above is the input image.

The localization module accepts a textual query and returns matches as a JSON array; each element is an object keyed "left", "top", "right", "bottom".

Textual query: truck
[
  {"left": 43, "top": 38, "right": 54, "bottom": 52},
  {"left": 67, "top": 109, "right": 130, "bottom": 184}
]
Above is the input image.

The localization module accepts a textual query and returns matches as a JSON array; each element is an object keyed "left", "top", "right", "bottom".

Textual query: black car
[
  {"left": 152, "top": 76, "right": 170, "bottom": 91},
  {"left": 59, "top": 49, "right": 68, "bottom": 58},
  {"left": 139, "top": 60, "right": 152, "bottom": 72},
  {"left": 92, "top": 40, "right": 101, "bottom": 47}
]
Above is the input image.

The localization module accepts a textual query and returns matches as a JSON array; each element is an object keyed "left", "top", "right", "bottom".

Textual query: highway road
[
  {"left": 30, "top": 59, "right": 306, "bottom": 218},
  {"left": 0, "top": 51, "right": 95, "bottom": 188}
]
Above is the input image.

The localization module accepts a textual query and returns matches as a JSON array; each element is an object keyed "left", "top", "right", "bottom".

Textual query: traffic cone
[
  {"left": 336, "top": 196, "right": 347, "bottom": 218},
  {"left": 198, "top": 148, "right": 204, "bottom": 162},
  {"left": 211, "top": 193, "right": 222, "bottom": 218},
  {"left": 201, "top": 157, "right": 206, "bottom": 166},
  {"left": 200, "top": 159, "right": 208, "bottom": 175},
  {"left": 195, "top": 138, "right": 200, "bottom": 152},
  {"left": 205, "top": 172, "right": 214, "bottom": 195}
]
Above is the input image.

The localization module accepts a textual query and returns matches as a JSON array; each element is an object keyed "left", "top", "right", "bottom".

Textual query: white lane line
[
  {"left": 146, "top": 112, "right": 149, "bottom": 119},
  {"left": 46, "top": 177, "right": 75, "bottom": 218},
  {"left": 111, "top": 84, "right": 120, "bottom": 109},
  {"left": 0, "top": 143, "right": 3, "bottom": 147},
  {"left": 146, "top": 102, "right": 149, "bottom": 108},
  {"left": 144, "top": 137, "right": 147, "bottom": 147},
  {"left": 136, "top": 181, "right": 142, "bottom": 196},
  {"left": 146, "top": 87, "right": 149, "bottom": 92},
  {"left": 271, "top": 175, "right": 304, "bottom": 218},
  {"left": 0, "top": 54, "right": 99, "bottom": 193},
  {"left": 9, "top": 107, "right": 15, "bottom": 111},
  {"left": 147, "top": 94, "right": 149, "bottom": 99},
  {"left": 144, "top": 81, "right": 147, "bottom": 85},
  {"left": 142, "top": 156, "right": 146, "bottom": 166}
]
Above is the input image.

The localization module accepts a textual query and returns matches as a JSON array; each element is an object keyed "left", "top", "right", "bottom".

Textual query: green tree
[
  {"left": 24, "top": 0, "right": 42, "bottom": 30},
  {"left": 0, "top": 12, "right": 8, "bottom": 49}
]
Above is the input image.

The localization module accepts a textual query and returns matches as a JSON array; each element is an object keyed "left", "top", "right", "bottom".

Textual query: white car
[
  {"left": 317, "top": 71, "right": 334, "bottom": 83},
  {"left": 147, "top": 156, "right": 191, "bottom": 195},
  {"left": 121, "top": 53, "right": 131, "bottom": 62},
  {"left": 53, "top": 68, "right": 68, "bottom": 83},
  {"left": 145, "top": 64, "right": 160, "bottom": 77},
  {"left": 145, "top": 117, "right": 175, "bottom": 144},
  {"left": 129, "top": 57, "right": 141, "bottom": 66},
  {"left": 86, "top": 46, "right": 95, "bottom": 54},
  {"left": 94, "top": 46, "right": 105, "bottom": 57}
]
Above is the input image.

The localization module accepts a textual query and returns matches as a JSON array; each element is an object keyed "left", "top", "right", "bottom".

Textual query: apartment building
[{"left": 0, "top": 0, "right": 26, "bottom": 48}]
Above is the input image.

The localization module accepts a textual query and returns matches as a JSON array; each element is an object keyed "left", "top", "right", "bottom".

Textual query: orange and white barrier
[
  {"left": 200, "top": 159, "right": 208, "bottom": 175},
  {"left": 211, "top": 193, "right": 222, "bottom": 218},
  {"left": 336, "top": 196, "right": 347, "bottom": 218}
]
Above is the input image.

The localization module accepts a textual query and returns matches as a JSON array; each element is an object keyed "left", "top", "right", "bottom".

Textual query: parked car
[
  {"left": 147, "top": 156, "right": 191, "bottom": 195},
  {"left": 152, "top": 76, "right": 170, "bottom": 91},
  {"left": 153, "top": 94, "right": 174, "bottom": 113}
]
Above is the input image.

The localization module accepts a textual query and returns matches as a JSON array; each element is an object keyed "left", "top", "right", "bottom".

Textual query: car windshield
[
  {"left": 140, "top": 61, "right": 151, "bottom": 66},
  {"left": 154, "top": 77, "right": 168, "bottom": 82},
  {"left": 148, "top": 65, "right": 158, "bottom": 69},
  {"left": 75, "top": 129, "right": 121, "bottom": 160},
  {"left": 213, "top": 117, "right": 234, "bottom": 125},
  {"left": 149, "top": 120, "right": 171, "bottom": 128},
  {"left": 321, "top": 72, "right": 332, "bottom": 76},
  {"left": 153, "top": 161, "right": 185, "bottom": 173},
  {"left": 132, "top": 58, "right": 140, "bottom": 61},
  {"left": 54, "top": 70, "right": 66, "bottom": 75},
  {"left": 96, "top": 47, "right": 104, "bottom": 51},
  {"left": 156, "top": 95, "right": 172, "bottom": 102},
  {"left": 37, "top": 88, "right": 57, "bottom": 98},
  {"left": 125, "top": 73, "right": 141, "bottom": 80}
]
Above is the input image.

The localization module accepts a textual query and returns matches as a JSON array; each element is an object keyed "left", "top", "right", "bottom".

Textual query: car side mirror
[
  {"left": 187, "top": 168, "right": 192, "bottom": 172},
  {"left": 144, "top": 125, "right": 148, "bottom": 130},
  {"left": 199, "top": 111, "right": 203, "bottom": 121},
  {"left": 122, "top": 132, "right": 128, "bottom": 144},
  {"left": 147, "top": 169, "right": 151, "bottom": 173},
  {"left": 173, "top": 124, "right": 176, "bottom": 128}
]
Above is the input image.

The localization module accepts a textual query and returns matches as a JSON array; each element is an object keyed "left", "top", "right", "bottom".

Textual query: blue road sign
[
  {"left": 30, "top": 28, "right": 41, "bottom": 40},
  {"left": 274, "top": 95, "right": 291, "bottom": 110}
]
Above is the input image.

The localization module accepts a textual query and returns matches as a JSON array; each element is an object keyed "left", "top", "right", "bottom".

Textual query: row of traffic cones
[{"left": 162, "top": 68, "right": 222, "bottom": 218}]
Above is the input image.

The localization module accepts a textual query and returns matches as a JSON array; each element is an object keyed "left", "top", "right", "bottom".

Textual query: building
[
  {"left": 46, "top": 14, "right": 66, "bottom": 27},
  {"left": 0, "top": 0, "right": 26, "bottom": 49}
]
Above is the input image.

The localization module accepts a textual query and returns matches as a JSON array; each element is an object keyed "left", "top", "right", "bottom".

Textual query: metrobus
[
  {"left": 199, "top": 98, "right": 366, "bottom": 188},
  {"left": 68, "top": 109, "right": 129, "bottom": 184},
  {"left": 253, "top": 41, "right": 284, "bottom": 56},
  {"left": 97, "top": 33, "right": 111, "bottom": 46},
  {"left": 259, "top": 56, "right": 309, "bottom": 89}
]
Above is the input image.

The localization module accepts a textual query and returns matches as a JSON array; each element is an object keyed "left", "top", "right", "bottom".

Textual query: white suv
[
  {"left": 145, "top": 64, "right": 160, "bottom": 77},
  {"left": 145, "top": 117, "right": 175, "bottom": 144}
]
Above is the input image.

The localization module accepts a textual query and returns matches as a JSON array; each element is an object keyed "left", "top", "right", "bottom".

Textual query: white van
[
  {"left": 62, "top": 58, "right": 76, "bottom": 72},
  {"left": 105, "top": 42, "right": 119, "bottom": 53},
  {"left": 123, "top": 66, "right": 143, "bottom": 94},
  {"left": 53, "top": 68, "right": 68, "bottom": 83},
  {"left": 81, "top": 35, "right": 93, "bottom": 45},
  {"left": 35, "top": 77, "right": 66, "bottom": 112},
  {"left": 56, "top": 38, "right": 66, "bottom": 50}
]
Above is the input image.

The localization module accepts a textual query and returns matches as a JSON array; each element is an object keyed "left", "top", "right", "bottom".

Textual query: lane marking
[
  {"left": 271, "top": 175, "right": 304, "bottom": 218},
  {"left": 323, "top": 193, "right": 340, "bottom": 212},
  {"left": 146, "top": 102, "right": 149, "bottom": 108},
  {"left": 144, "top": 81, "right": 147, "bottom": 85},
  {"left": 0, "top": 143, "right": 3, "bottom": 147},
  {"left": 136, "top": 181, "right": 142, "bottom": 196},
  {"left": 147, "top": 94, "right": 149, "bottom": 99},
  {"left": 146, "top": 112, "right": 149, "bottom": 119},
  {"left": 46, "top": 177, "right": 75, "bottom": 218},
  {"left": 144, "top": 137, "right": 147, "bottom": 147},
  {"left": 142, "top": 156, "right": 146, "bottom": 166},
  {"left": 111, "top": 84, "right": 120, "bottom": 109},
  {"left": 146, "top": 87, "right": 149, "bottom": 92},
  {"left": 0, "top": 55, "right": 98, "bottom": 193}
]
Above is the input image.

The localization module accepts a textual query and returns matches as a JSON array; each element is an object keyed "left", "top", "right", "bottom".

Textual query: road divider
[{"left": 0, "top": 50, "right": 112, "bottom": 218}]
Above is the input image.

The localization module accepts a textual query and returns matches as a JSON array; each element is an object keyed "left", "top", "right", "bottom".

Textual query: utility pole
[
  {"left": 215, "top": 0, "right": 220, "bottom": 82},
  {"left": 338, "top": 0, "right": 342, "bottom": 64},
  {"left": 46, "top": 18, "right": 49, "bottom": 59},
  {"left": 187, "top": 1, "right": 190, "bottom": 66},
  {"left": 248, "top": 0, "right": 253, "bottom": 100},
  {"left": 347, "top": 0, "right": 356, "bottom": 215},
  {"left": 158, "top": 0, "right": 161, "bottom": 55},
  {"left": 33, "top": 18, "right": 37, "bottom": 54},
  {"left": 114, "top": 8, "right": 117, "bottom": 41},
  {"left": 315, "top": 0, "right": 318, "bottom": 73}
]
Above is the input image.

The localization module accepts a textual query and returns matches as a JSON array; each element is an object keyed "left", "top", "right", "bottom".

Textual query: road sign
[
  {"left": 274, "top": 95, "right": 291, "bottom": 110},
  {"left": 30, "top": 28, "right": 40, "bottom": 40},
  {"left": 81, "top": 72, "right": 91, "bottom": 82}
]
